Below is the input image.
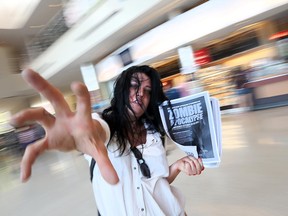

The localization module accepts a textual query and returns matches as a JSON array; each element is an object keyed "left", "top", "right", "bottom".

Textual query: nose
[{"left": 137, "top": 87, "right": 144, "bottom": 97}]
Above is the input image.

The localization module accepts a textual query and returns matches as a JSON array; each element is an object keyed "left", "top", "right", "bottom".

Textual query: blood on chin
[{"left": 131, "top": 103, "right": 145, "bottom": 117}]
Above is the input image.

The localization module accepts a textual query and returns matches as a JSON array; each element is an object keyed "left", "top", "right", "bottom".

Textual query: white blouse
[{"left": 86, "top": 113, "right": 185, "bottom": 216}]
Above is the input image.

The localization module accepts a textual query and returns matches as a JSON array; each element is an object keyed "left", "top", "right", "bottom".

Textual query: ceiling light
[
  {"left": 29, "top": 25, "right": 46, "bottom": 29},
  {"left": 0, "top": 0, "right": 41, "bottom": 29},
  {"left": 48, "top": 4, "right": 63, "bottom": 8}
]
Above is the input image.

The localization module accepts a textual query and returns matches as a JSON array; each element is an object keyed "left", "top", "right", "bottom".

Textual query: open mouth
[{"left": 133, "top": 98, "right": 143, "bottom": 106}]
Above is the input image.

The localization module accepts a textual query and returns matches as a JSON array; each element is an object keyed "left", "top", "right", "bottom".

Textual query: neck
[{"left": 129, "top": 122, "right": 146, "bottom": 147}]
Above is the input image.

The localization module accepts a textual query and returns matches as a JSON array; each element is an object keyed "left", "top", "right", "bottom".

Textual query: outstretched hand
[{"left": 9, "top": 69, "right": 119, "bottom": 184}]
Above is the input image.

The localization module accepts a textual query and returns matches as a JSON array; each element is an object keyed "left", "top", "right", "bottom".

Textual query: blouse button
[
  {"left": 141, "top": 208, "right": 144, "bottom": 211},
  {"left": 137, "top": 187, "right": 140, "bottom": 190},
  {"left": 134, "top": 167, "right": 136, "bottom": 170}
]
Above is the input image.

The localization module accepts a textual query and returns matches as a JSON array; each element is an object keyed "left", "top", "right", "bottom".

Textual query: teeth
[{"left": 134, "top": 99, "right": 141, "bottom": 104}]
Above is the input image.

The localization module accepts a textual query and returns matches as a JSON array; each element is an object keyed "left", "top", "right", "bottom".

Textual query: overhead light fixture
[
  {"left": 29, "top": 25, "right": 45, "bottom": 29},
  {"left": 48, "top": 4, "right": 63, "bottom": 8}
]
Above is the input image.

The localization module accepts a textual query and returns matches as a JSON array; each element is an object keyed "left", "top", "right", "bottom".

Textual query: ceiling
[
  {"left": 0, "top": 0, "right": 206, "bottom": 63},
  {"left": 0, "top": 0, "right": 63, "bottom": 49},
  {"left": 0, "top": 0, "right": 288, "bottom": 113},
  {"left": 44, "top": 0, "right": 210, "bottom": 90},
  {"left": 0, "top": 0, "right": 207, "bottom": 112}
]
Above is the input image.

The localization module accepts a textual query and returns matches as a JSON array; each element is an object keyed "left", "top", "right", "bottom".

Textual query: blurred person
[
  {"left": 181, "top": 73, "right": 204, "bottom": 96},
  {"left": 232, "top": 66, "right": 253, "bottom": 110},
  {"left": 10, "top": 65, "right": 204, "bottom": 216},
  {"left": 163, "top": 80, "right": 182, "bottom": 100}
]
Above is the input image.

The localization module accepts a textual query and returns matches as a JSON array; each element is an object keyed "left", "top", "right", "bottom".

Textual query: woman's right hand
[{"left": 10, "top": 69, "right": 119, "bottom": 184}]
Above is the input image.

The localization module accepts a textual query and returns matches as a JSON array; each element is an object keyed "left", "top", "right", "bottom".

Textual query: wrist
[{"left": 172, "top": 161, "right": 181, "bottom": 174}]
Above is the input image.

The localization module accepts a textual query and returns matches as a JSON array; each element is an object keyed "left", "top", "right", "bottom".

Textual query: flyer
[{"left": 159, "top": 91, "right": 222, "bottom": 167}]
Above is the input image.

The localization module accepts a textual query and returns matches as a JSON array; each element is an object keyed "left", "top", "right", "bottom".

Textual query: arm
[
  {"left": 9, "top": 69, "right": 119, "bottom": 184},
  {"left": 166, "top": 156, "right": 204, "bottom": 184}
]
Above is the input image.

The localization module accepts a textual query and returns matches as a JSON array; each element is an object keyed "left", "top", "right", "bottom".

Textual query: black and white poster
[{"left": 159, "top": 91, "right": 221, "bottom": 167}]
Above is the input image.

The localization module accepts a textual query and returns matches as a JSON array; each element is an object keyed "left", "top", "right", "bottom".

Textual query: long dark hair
[{"left": 102, "top": 65, "right": 167, "bottom": 155}]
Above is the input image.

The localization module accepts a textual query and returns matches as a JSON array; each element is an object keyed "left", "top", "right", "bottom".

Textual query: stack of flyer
[{"left": 159, "top": 91, "right": 222, "bottom": 168}]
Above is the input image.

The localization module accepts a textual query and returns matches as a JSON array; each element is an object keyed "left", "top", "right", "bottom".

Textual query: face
[{"left": 129, "top": 72, "right": 151, "bottom": 119}]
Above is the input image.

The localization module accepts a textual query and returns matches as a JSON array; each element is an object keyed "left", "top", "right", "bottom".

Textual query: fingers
[
  {"left": 198, "top": 157, "right": 204, "bottom": 170},
  {"left": 20, "top": 138, "right": 48, "bottom": 182},
  {"left": 22, "top": 69, "right": 70, "bottom": 115},
  {"left": 180, "top": 156, "right": 205, "bottom": 176},
  {"left": 10, "top": 107, "right": 55, "bottom": 128},
  {"left": 71, "top": 82, "right": 92, "bottom": 120}
]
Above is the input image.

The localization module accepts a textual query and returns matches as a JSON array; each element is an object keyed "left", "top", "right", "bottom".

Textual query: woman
[{"left": 10, "top": 65, "right": 204, "bottom": 216}]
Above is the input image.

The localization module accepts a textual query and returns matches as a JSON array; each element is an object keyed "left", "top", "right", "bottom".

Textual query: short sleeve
[
  {"left": 91, "top": 112, "right": 110, "bottom": 146},
  {"left": 84, "top": 112, "right": 111, "bottom": 163}
]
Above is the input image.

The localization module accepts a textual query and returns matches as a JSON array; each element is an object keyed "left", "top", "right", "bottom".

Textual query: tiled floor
[{"left": 1, "top": 106, "right": 288, "bottom": 216}]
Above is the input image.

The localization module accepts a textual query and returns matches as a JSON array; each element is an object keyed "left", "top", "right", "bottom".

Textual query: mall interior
[{"left": 0, "top": 0, "right": 288, "bottom": 215}]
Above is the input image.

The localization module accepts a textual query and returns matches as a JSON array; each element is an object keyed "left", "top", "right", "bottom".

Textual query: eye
[
  {"left": 144, "top": 88, "right": 151, "bottom": 95},
  {"left": 130, "top": 82, "right": 139, "bottom": 89}
]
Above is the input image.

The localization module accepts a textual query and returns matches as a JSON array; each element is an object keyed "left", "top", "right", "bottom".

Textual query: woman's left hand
[
  {"left": 176, "top": 156, "right": 205, "bottom": 176},
  {"left": 167, "top": 156, "right": 204, "bottom": 184}
]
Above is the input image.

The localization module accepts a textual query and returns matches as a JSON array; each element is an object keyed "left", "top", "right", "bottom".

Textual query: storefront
[{"left": 153, "top": 18, "right": 288, "bottom": 111}]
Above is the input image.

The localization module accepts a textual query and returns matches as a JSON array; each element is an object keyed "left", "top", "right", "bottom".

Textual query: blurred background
[{"left": 0, "top": 0, "right": 288, "bottom": 215}]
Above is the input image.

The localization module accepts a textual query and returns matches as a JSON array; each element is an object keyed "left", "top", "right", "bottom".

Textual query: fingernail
[
  {"left": 20, "top": 171, "right": 24, "bottom": 181},
  {"left": 20, "top": 171, "right": 27, "bottom": 183}
]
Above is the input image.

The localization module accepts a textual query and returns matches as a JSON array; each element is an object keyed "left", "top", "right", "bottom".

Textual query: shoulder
[
  {"left": 92, "top": 112, "right": 108, "bottom": 128},
  {"left": 91, "top": 112, "right": 111, "bottom": 146}
]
